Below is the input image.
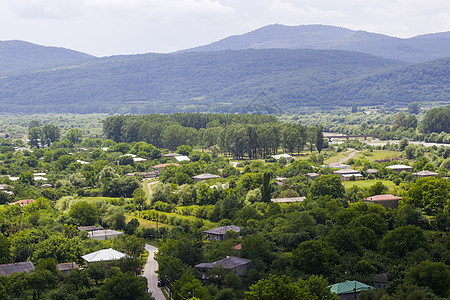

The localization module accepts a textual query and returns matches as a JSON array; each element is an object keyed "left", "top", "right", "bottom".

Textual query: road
[{"left": 142, "top": 244, "right": 165, "bottom": 300}]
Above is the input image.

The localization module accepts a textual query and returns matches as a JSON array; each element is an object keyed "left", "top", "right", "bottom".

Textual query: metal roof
[
  {"left": 330, "top": 280, "right": 376, "bottom": 294},
  {"left": 0, "top": 261, "right": 35, "bottom": 276},
  {"left": 81, "top": 248, "right": 127, "bottom": 263},
  {"left": 203, "top": 225, "right": 241, "bottom": 235},
  {"left": 195, "top": 256, "right": 251, "bottom": 269}
]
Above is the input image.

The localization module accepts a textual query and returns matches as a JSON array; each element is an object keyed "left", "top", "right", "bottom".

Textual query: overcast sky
[{"left": 1, "top": 0, "right": 449, "bottom": 57}]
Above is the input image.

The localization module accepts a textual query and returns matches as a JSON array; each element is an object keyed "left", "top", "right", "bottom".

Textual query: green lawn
[
  {"left": 354, "top": 150, "right": 401, "bottom": 162},
  {"left": 324, "top": 149, "right": 354, "bottom": 164},
  {"left": 344, "top": 179, "right": 396, "bottom": 191},
  {"left": 125, "top": 214, "right": 174, "bottom": 229}
]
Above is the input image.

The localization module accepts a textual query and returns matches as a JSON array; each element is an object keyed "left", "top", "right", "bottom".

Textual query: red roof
[
  {"left": 364, "top": 194, "right": 402, "bottom": 201},
  {"left": 11, "top": 199, "right": 35, "bottom": 206},
  {"left": 232, "top": 244, "right": 242, "bottom": 251}
]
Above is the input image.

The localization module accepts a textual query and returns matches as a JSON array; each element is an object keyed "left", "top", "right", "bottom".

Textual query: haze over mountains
[{"left": 0, "top": 24, "right": 449, "bottom": 114}]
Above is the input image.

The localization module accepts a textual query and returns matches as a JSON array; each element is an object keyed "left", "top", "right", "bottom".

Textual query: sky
[{"left": 0, "top": 0, "right": 449, "bottom": 57}]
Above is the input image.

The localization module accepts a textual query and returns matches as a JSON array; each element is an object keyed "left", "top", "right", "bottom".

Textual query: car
[{"left": 157, "top": 279, "right": 164, "bottom": 287}]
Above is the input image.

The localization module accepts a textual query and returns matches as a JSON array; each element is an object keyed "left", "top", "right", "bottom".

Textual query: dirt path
[
  {"left": 145, "top": 181, "right": 159, "bottom": 204},
  {"left": 142, "top": 244, "right": 165, "bottom": 300},
  {"left": 337, "top": 149, "right": 359, "bottom": 164}
]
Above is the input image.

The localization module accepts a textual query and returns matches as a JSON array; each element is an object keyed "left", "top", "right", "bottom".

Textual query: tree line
[{"left": 103, "top": 114, "right": 325, "bottom": 158}]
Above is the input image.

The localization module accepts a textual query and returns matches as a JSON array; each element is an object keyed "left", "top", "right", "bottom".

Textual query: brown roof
[
  {"left": 364, "top": 194, "right": 402, "bottom": 201},
  {"left": 10, "top": 199, "right": 35, "bottom": 206},
  {"left": 231, "top": 244, "right": 242, "bottom": 251},
  {"left": 77, "top": 225, "right": 104, "bottom": 231},
  {"left": 152, "top": 163, "right": 181, "bottom": 169},
  {"left": 57, "top": 262, "right": 79, "bottom": 271}
]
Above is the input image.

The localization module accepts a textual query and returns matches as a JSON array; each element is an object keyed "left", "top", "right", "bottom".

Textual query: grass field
[
  {"left": 125, "top": 214, "right": 174, "bottom": 229},
  {"left": 324, "top": 149, "right": 354, "bottom": 164},
  {"left": 354, "top": 150, "right": 401, "bottom": 162},
  {"left": 344, "top": 179, "right": 396, "bottom": 191}
]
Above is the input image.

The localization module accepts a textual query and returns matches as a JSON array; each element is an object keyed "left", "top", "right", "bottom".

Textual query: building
[
  {"left": 372, "top": 273, "right": 389, "bottom": 289},
  {"left": 87, "top": 229, "right": 124, "bottom": 240},
  {"left": 133, "top": 157, "right": 147, "bottom": 162},
  {"left": 76, "top": 160, "right": 90, "bottom": 165},
  {"left": 82, "top": 248, "right": 128, "bottom": 263},
  {"left": 307, "top": 172, "right": 320, "bottom": 180},
  {"left": 324, "top": 162, "right": 350, "bottom": 169},
  {"left": 412, "top": 170, "right": 439, "bottom": 177},
  {"left": 57, "top": 262, "right": 79, "bottom": 275},
  {"left": 330, "top": 280, "right": 376, "bottom": 300},
  {"left": 163, "top": 153, "right": 181, "bottom": 157},
  {"left": 271, "top": 197, "right": 306, "bottom": 203},
  {"left": 195, "top": 256, "right": 251, "bottom": 279},
  {"left": 333, "top": 169, "right": 363, "bottom": 181},
  {"left": 175, "top": 155, "right": 190, "bottom": 162},
  {"left": 152, "top": 163, "right": 181, "bottom": 174},
  {"left": 366, "top": 169, "right": 378, "bottom": 175},
  {"left": 271, "top": 154, "right": 293, "bottom": 161},
  {"left": 203, "top": 225, "right": 241, "bottom": 241},
  {"left": 364, "top": 194, "right": 402, "bottom": 210},
  {"left": 78, "top": 225, "right": 104, "bottom": 232},
  {"left": 0, "top": 261, "right": 35, "bottom": 276},
  {"left": 192, "top": 173, "right": 221, "bottom": 182},
  {"left": 9, "top": 199, "right": 35, "bottom": 207},
  {"left": 386, "top": 164, "right": 413, "bottom": 172}
]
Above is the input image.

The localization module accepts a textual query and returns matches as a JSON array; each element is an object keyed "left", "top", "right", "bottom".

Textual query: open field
[
  {"left": 344, "top": 179, "right": 396, "bottom": 191},
  {"left": 354, "top": 150, "right": 402, "bottom": 162},
  {"left": 125, "top": 214, "right": 174, "bottom": 229}
]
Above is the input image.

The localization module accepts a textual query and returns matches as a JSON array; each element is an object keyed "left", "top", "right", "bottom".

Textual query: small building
[
  {"left": 412, "top": 170, "right": 439, "bottom": 177},
  {"left": 195, "top": 256, "right": 251, "bottom": 278},
  {"left": 82, "top": 248, "right": 128, "bottom": 264},
  {"left": 364, "top": 194, "right": 402, "bottom": 210},
  {"left": 192, "top": 173, "right": 221, "bottom": 182},
  {"left": 175, "top": 155, "right": 190, "bottom": 162},
  {"left": 333, "top": 169, "right": 363, "bottom": 181},
  {"left": 307, "top": 172, "right": 320, "bottom": 180},
  {"left": 76, "top": 160, "right": 90, "bottom": 165},
  {"left": 33, "top": 176, "right": 48, "bottom": 181},
  {"left": 152, "top": 163, "right": 181, "bottom": 174},
  {"left": 386, "top": 164, "right": 412, "bottom": 172},
  {"left": 87, "top": 229, "right": 124, "bottom": 240},
  {"left": 9, "top": 199, "right": 35, "bottom": 207},
  {"left": 0, "top": 261, "right": 35, "bottom": 276},
  {"left": 163, "top": 153, "right": 181, "bottom": 157},
  {"left": 330, "top": 280, "right": 376, "bottom": 300},
  {"left": 271, "top": 154, "right": 293, "bottom": 161},
  {"left": 78, "top": 225, "right": 104, "bottom": 232},
  {"left": 324, "top": 162, "right": 350, "bottom": 169},
  {"left": 133, "top": 157, "right": 147, "bottom": 162},
  {"left": 366, "top": 169, "right": 378, "bottom": 175},
  {"left": 57, "top": 262, "right": 79, "bottom": 275},
  {"left": 271, "top": 197, "right": 306, "bottom": 203},
  {"left": 203, "top": 225, "right": 241, "bottom": 241},
  {"left": 372, "top": 273, "right": 389, "bottom": 289}
]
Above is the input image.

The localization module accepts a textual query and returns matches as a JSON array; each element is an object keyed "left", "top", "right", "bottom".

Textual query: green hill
[
  {"left": 0, "top": 40, "right": 95, "bottom": 77},
  {"left": 183, "top": 24, "right": 450, "bottom": 63}
]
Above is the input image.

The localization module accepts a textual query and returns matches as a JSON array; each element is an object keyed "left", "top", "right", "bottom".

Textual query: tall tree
[{"left": 316, "top": 125, "right": 324, "bottom": 153}]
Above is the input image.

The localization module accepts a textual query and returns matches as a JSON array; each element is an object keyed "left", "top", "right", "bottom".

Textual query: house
[
  {"left": 192, "top": 173, "right": 221, "bottom": 182},
  {"left": 57, "top": 262, "right": 79, "bottom": 275},
  {"left": 0, "top": 261, "right": 35, "bottom": 276},
  {"left": 271, "top": 154, "right": 293, "bottom": 161},
  {"left": 9, "top": 199, "right": 35, "bottom": 207},
  {"left": 82, "top": 248, "right": 128, "bottom": 263},
  {"left": 372, "top": 273, "right": 389, "bottom": 289},
  {"left": 152, "top": 163, "right": 181, "bottom": 174},
  {"left": 76, "top": 160, "right": 90, "bottom": 165},
  {"left": 133, "top": 157, "right": 147, "bottom": 162},
  {"left": 33, "top": 176, "right": 48, "bottom": 181},
  {"left": 87, "top": 229, "right": 124, "bottom": 240},
  {"left": 386, "top": 164, "right": 413, "bottom": 172},
  {"left": 330, "top": 280, "right": 376, "bottom": 300},
  {"left": 163, "top": 153, "right": 181, "bottom": 157},
  {"left": 78, "top": 225, "right": 104, "bottom": 232},
  {"left": 271, "top": 197, "right": 306, "bottom": 203},
  {"left": 175, "top": 155, "right": 190, "bottom": 162},
  {"left": 203, "top": 225, "right": 241, "bottom": 241},
  {"left": 366, "top": 169, "right": 378, "bottom": 175},
  {"left": 307, "top": 172, "right": 320, "bottom": 180},
  {"left": 333, "top": 169, "right": 363, "bottom": 181},
  {"left": 364, "top": 194, "right": 402, "bottom": 210},
  {"left": 412, "top": 170, "right": 439, "bottom": 177},
  {"left": 195, "top": 256, "right": 251, "bottom": 278}
]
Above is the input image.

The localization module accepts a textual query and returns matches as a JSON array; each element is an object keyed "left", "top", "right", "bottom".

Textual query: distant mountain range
[
  {"left": 183, "top": 24, "right": 450, "bottom": 63},
  {"left": 0, "top": 24, "right": 449, "bottom": 114}
]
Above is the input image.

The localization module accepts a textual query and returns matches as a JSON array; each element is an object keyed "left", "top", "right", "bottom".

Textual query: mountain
[
  {"left": 182, "top": 24, "right": 450, "bottom": 63},
  {"left": 1, "top": 48, "right": 448, "bottom": 114},
  {"left": 0, "top": 40, "right": 95, "bottom": 77}
]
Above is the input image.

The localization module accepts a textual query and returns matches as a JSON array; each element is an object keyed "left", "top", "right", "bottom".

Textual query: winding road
[{"left": 142, "top": 244, "right": 165, "bottom": 300}]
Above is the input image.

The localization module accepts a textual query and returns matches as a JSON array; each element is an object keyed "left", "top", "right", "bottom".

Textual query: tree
[
  {"left": 171, "top": 273, "right": 211, "bottom": 300},
  {"left": 28, "top": 127, "right": 41, "bottom": 148},
  {"left": 316, "top": 126, "right": 324, "bottom": 153},
  {"left": 422, "top": 106, "right": 450, "bottom": 133},
  {"left": 408, "top": 102, "right": 421, "bottom": 114},
  {"left": 133, "top": 188, "right": 146, "bottom": 211},
  {"left": 378, "top": 225, "right": 428, "bottom": 259},
  {"left": 0, "top": 235, "right": 11, "bottom": 264},
  {"left": 64, "top": 128, "right": 83, "bottom": 144},
  {"left": 96, "top": 272, "right": 152, "bottom": 300},
  {"left": 367, "top": 181, "right": 388, "bottom": 196},
  {"left": 69, "top": 201, "right": 99, "bottom": 225},
  {"left": 405, "top": 260, "right": 450, "bottom": 297},
  {"left": 291, "top": 240, "right": 339, "bottom": 276},
  {"left": 309, "top": 175, "right": 345, "bottom": 199},
  {"left": 403, "top": 177, "right": 450, "bottom": 212},
  {"left": 261, "top": 172, "right": 272, "bottom": 203},
  {"left": 246, "top": 275, "right": 309, "bottom": 300},
  {"left": 41, "top": 124, "right": 61, "bottom": 147}
]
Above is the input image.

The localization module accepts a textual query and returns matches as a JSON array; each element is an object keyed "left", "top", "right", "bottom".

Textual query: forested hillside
[
  {"left": 185, "top": 24, "right": 450, "bottom": 63},
  {"left": 1, "top": 48, "right": 441, "bottom": 114},
  {"left": 0, "top": 40, "right": 95, "bottom": 77}
]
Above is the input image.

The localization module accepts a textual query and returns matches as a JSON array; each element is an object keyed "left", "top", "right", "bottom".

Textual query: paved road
[{"left": 142, "top": 244, "right": 165, "bottom": 300}]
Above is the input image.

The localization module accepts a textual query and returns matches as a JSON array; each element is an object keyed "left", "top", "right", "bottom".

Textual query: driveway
[{"left": 142, "top": 244, "right": 165, "bottom": 300}]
